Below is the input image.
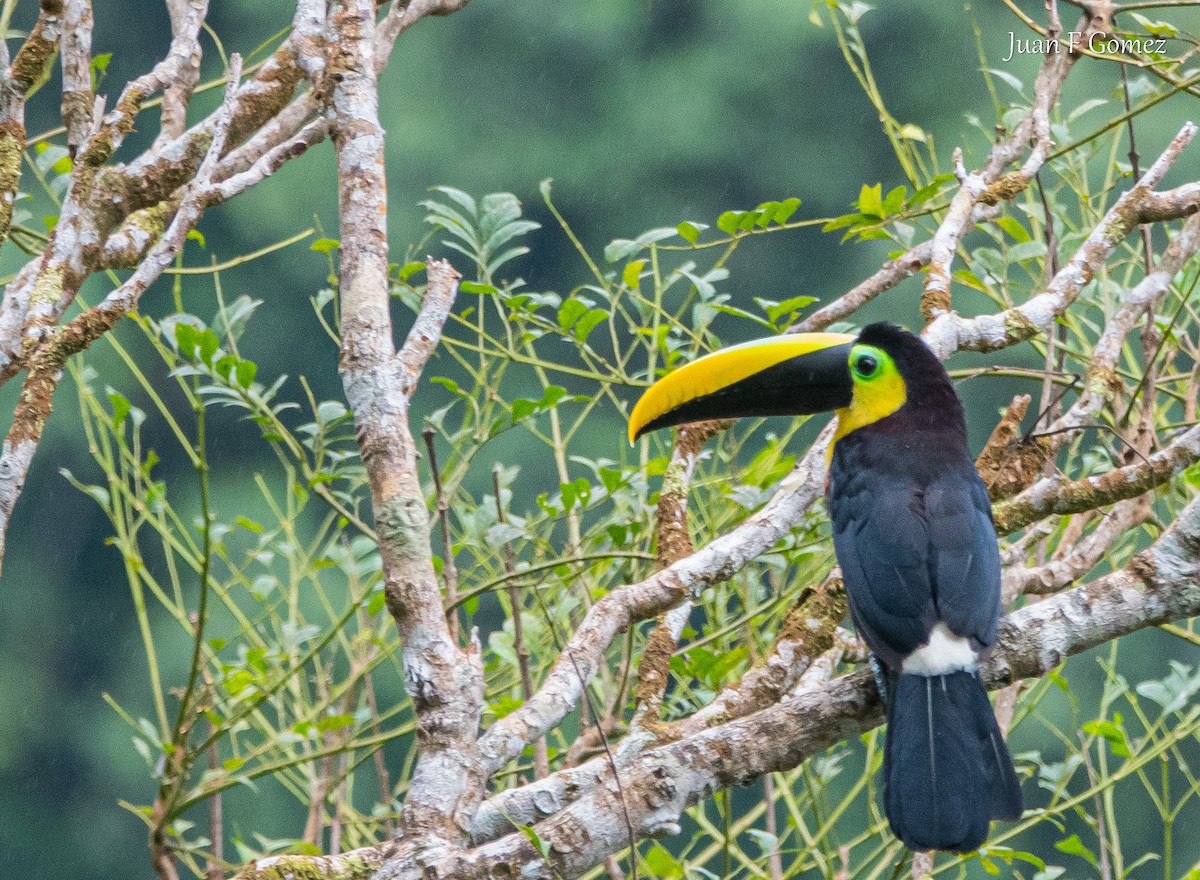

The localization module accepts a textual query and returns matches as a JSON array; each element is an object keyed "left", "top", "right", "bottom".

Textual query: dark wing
[
  {"left": 924, "top": 470, "right": 1002, "bottom": 647},
  {"left": 830, "top": 469, "right": 937, "bottom": 667}
]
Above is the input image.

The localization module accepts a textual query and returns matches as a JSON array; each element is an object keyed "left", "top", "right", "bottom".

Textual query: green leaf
[
  {"left": 175, "top": 322, "right": 199, "bottom": 357},
  {"left": 676, "top": 221, "right": 702, "bottom": 243},
  {"left": 708, "top": 303, "right": 773, "bottom": 330},
  {"left": 1006, "top": 241, "right": 1047, "bottom": 264},
  {"left": 882, "top": 186, "right": 907, "bottom": 215},
  {"left": 316, "top": 714, "right": 354, "bottom": 734},
  {"left": 1055, "top": 834, "right": 1098, "bottom": 867},
  {"left": 1068, "top": 98, "right": 1108, "bottom": 123},
  {"left": 622, "top": 260, "right": 646, "bottom": 289},
  {"left": 510, "top": 385, "right": 568, "bottom": 423},
  {"left": 187, "top": 229, "right": 206, "bottom": 248},
  {"left": 766, "top": 295, "right": 817, "bottom": 326},
  {"left": 557, "top": 298, "right": 588, "bottom": 331},
  {"left": 604, "top": 238, "right": 641, "bottom": 262},
  {"left": 822, "top": 213, "right": 860, "bottom": 233},
  {"left": 198, "top": 329, "right": 220, "bottom": 364},
  {"left": 309, "top": 237, "right": 340, "bottom": 254},
  {"left": 986, "top": 848, "right": 1046, "bottom": 871},
  {"left": 236, "top": 516, "right": 263, "bottom": 533},
  {"left": 716, "top": 210, "right": 745, "bottom": 234},
  {"left": 516, "top": 823, "right": 551, "bottom": 861},
  {"left": 995, "top": 216, "right": 1032, "bottom": 243},
  {"left": 108, "top": 391, "right": 131, "bottom": 428},
  {"left": 91, "top": 53, "right": 112, "bottom": 75},
  {"left": 488, "top": 695, "right": 524, "bottom": 719},
  {"left": 573, "top": 308, "right": 607, "bottom": 342},
  {"left": 643, "top": 843, "right": 684, "bottom": 879},
  {"left": 746, "top": 828, "right": 779, "bottom": 857},
  {"left": 857, "top": 183, "right": 883, "bottom": 218},
  {"left": 753, "top": 202, "right": 777, "bottom": 228},
  {"left": 215, "top": 354, "right": 237, "bottom": 380},
  {"left": 431, "top": 185, "right": 478, "bottom": 217},
  {"left": 397, "top": 261, "right": 425, "bottom": 281},
  {"left": 988, "top": 68, "right": 1024, "bottom": 92},
  {"left": 907, "top": 173, "right": 957, "bottom": 208},
  {"left": 771, "top": 197, "right": 802, "bottom": 224},
  {"left": 235, "top": 359, "right": 258, "bottom": 389},
  {"left": 367, "top": 590, "right": 387, "bottom": 616},
  {"left": 1082, "top": 716, "right": 1131, "bottom": 757},
  {"left": 459, "top": 280, "right": 498, "bottom": 296},
  {"left": 1130, "top": 12, "right": 1177, "bottom": 38}
]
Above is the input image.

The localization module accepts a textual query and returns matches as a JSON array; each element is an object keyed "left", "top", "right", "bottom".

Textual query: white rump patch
[{"left": 901, "top": 622, "right": 978, "bottom": 675}]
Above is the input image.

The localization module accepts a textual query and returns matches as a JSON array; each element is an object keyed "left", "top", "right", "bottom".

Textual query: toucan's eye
[{"left": 854, "top": 353, "right": 879, "bottom": 379}]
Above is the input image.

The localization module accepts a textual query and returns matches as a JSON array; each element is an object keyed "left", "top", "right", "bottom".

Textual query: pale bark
[{"left": 330, "top": 0, "right": 483, "bottom": 858}]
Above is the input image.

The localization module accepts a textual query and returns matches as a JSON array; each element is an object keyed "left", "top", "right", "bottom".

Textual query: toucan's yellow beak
[{"left": 628, "top": 332, "right": 857, "bottom": 443}]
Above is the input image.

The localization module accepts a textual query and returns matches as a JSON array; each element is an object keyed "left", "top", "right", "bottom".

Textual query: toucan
[{"left": 628, "top": 322, "right": 1023, "bottom": 853}]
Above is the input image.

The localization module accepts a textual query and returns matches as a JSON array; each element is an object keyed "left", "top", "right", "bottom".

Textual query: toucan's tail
[{"left": 883, "top": 670, "right": 1023, "bottom": 853}]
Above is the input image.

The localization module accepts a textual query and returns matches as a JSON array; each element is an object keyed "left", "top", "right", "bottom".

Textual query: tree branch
[
  {"left": 924, "top": 122, "right": 1198, "bottom": 358},
  {"left": 441, "top": 490, "right": 1200, "bottom": 879},
  {"left": 994, "top": 421, "right": 1200, "bottom": 535},
  {"left": 329, "top": 0, "right": 482, "bottom": 854},
  {"left": 476, "top": 423, "right": 835, "bottom": 774},
  {"left": 0, "top": 52, "right": 243, "bottom": 572}
]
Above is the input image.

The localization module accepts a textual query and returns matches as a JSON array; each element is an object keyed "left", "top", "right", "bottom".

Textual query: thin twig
[
  {"left": 423, "top": 426, "right": 459, "bottom": 639},
  {"left": 493, "top": 464, "right": 548, "bottom": 780}
]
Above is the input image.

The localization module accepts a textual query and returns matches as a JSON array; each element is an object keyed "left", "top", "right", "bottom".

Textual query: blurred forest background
[{"left": 2, "top": 1, "right": 1199, "bottom": 877}]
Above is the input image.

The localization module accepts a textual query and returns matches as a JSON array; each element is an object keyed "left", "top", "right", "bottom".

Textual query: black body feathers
[
  {"left": 884, "top": 671, "right": 1023, "bottom": 853},
  {"left": 829, "top": 324, "right": 1022, "bottom": 852}
]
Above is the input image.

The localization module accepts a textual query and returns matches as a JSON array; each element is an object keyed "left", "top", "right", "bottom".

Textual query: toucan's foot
[{"left": 869, "top": 653, "right": 888, "bottom": 704}]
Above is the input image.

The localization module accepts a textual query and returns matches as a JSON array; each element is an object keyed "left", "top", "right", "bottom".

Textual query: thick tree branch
[
  {"left": 329, "top": 0, "right": 482, "bottom": 855},
  {"left": 994, "top": 421, "right": 1200, "bottom": 535}
]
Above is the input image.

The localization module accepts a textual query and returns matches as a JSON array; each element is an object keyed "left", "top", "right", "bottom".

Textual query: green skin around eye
[{"left": 850, "top": 344, "right": 893, "bottom": 382}]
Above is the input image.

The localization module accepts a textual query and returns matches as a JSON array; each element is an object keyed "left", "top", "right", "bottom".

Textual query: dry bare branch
[
  {"left": 60, "top": 0, "right": 94, "bottom": 157},
  {"left": 156, "top": 0, "right": 209, "bottom": 146}
]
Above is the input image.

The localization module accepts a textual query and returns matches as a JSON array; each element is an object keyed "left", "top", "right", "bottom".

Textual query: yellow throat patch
[{"left": 830, "top": 343, "right": 907, "bottom": 455}]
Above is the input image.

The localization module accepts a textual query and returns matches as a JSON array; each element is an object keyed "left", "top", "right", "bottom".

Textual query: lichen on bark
[{"left": 0, "top": 122, "right": 25, "bottom": 244}]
